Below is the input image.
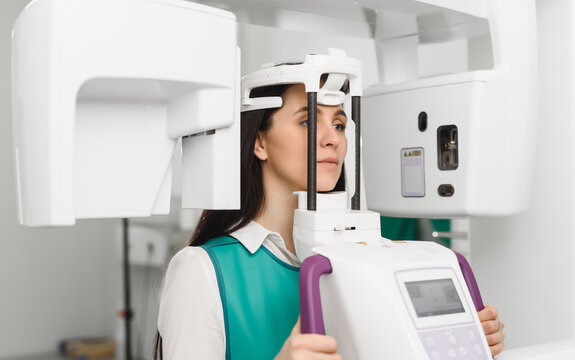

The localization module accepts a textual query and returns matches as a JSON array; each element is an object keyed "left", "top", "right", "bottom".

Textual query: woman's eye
[
  {"left": 334, "top": 123, "right": 346, "bottom": 131},
  {"left": 300, "top": 119, "right": 309, "bottom": 126}
]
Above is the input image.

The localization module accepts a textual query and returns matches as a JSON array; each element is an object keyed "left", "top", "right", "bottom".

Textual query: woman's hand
[
  {"left": 275, "top": 317, "right": 342, "bottom": 360},
  {"left": 478, "top": 304, "right": 505, "bottom": 357}
]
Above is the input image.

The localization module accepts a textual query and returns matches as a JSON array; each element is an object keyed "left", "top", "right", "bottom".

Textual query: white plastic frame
[{"left": 241, "top": 48, "right": 362, "bottom": 112}]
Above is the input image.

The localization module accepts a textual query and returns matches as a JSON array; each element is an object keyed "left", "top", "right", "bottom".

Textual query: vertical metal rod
[
  {"left": 351, "top": 96, "right": 361, "bottom": 210},
  {"left": 307, "top": 92, "right": 317, "bottom": 211},
  {"left": 122, "top": 218, "right": 133, "bottom": 360}
]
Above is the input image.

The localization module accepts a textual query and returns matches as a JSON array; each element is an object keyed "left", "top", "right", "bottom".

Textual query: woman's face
[{"left": 254, "top": 84, "right": 348, "bottom": 193}]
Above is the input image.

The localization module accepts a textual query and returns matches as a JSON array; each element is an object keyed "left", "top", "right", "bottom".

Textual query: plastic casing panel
[
  {"left": 292, "top": 192, "right": 382, "bottom": 261},
  {"left": 12, "top": 0, "right": 239, "bottom": 226},
  {"left": 313, "top": 241, "right": 491, "bottom": 359},
  {"left": 363, "top": 80, "right": 486, "bottom": 216},
  {"left": 361, "top": 0, "right": 537, "bottom": 217}
]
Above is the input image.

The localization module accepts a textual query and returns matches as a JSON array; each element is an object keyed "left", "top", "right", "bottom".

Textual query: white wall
[
  {"left": 469, "top": 0, "right": 575, "bottom": 350},
  {"left": 0, "top": 1, "right": 122, "bottom": 357}
]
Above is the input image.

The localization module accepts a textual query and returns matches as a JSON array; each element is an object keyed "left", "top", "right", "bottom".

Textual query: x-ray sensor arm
[{"left": 12, "top": 0, "right": 241, "bottom": 227}]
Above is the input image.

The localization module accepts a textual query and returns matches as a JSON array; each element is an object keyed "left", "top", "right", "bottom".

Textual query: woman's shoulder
[
  {"left": 161, "top": 243, "right": 222, "bottom": 306},
  {"left": 167, "top": 244, "right": 211, "bottom": 272},
  {"left": 167, "top": 236, "right": 236, "bottom": 272}
]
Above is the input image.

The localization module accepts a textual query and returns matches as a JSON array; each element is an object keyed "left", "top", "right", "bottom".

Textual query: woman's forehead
[
  {"left": 282, "top": 84, "right": 307, "bottom": 104},
  {"left": 282, "top": 84, "right": 345, "bottom": 111}
]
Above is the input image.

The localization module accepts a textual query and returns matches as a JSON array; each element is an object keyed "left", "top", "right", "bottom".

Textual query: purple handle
[
  {"left": 299, "top": 254, "right": 332, "bottom": 334},
  {"left": 454, "top": 251, "right": 485, "bottom": 312}
]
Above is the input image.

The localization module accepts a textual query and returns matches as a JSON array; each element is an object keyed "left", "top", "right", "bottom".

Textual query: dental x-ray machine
[{"left": 11, "top": 0, "right": 551, "bottom": 359}]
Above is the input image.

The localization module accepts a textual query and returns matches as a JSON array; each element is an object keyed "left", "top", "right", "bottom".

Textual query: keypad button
[
  {"left": 459, "top": 346, "right": 468, "bottom": 356},
  {"left": 468, "top": 330, "right": 477, "bottom": 341},
  {"left": 448, "top": 335, "right": 457, "bottom": 345},
  {"left": 474, "top": 344, "right": 484, "bottom": 354},
  {"left": 431, "top": 351, "right": 440, "bottom": 360},
  {"left": 448, "top": 348, "right": 457, "bottom": 358},
  {"left": 426, "top": 336, "right": 435, "bottom": 347}
]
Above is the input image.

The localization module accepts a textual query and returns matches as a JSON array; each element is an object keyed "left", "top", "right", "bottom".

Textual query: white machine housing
[
  {"left": 293, "top": 191, "right": 381, "bottom": 261},
  {"left": 12, "top": 0, "right": 240, "bottom": 226},
  {"left": 314, "top": 240, "right": 491, "bottom": 359},
  {"left": 360, "top": 0, "right": 537, "bottom": 216}
]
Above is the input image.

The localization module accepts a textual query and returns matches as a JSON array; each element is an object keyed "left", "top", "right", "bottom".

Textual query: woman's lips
[{"left": 317, "top": 157, "right": 339, "bottom": 169}]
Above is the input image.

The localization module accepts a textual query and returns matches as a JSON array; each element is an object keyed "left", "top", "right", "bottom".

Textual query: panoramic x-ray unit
[
  {"left": 12, "top": 0, "right": 555, "bottom": 359},
  {"left": 241, "top": 50, "right": 491, "bottom": 359}
]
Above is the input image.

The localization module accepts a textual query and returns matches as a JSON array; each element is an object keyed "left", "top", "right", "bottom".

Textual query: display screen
[{"left": 405, "top": 278, "right": 465, "bottom": 317}]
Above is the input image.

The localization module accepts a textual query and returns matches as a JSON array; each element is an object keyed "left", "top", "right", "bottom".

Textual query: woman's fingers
[
  {"left": 290, "top": 348, "right": 342, "bottom": 360},
  {"left": 490, "top": 341, "right": 505, "bottom": 357},
  {"left": 276, "top": 316, "right": 340, "bottom": 360},
  {"left": 482, "top": 318, "right": 505, "bottom": 335},
  {"left": 478, "top": 304, "right": 498, "bottom": 322},
  {"left": 485, "top": 329, "right": 506, "bottom": 346},
  {"left": 289, "top": 334, "right": 338, "bottom": 354},
  {"left": 477, "top": 304, "right": 505, "bottom": 357}
]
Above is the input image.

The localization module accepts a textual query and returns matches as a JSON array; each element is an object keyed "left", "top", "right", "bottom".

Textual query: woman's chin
[
  {"left": 317, "top": 181, "right": 339, "bottom": 193},
  {"left": 316, "top": 171, "right": 342, "bottom": 192}
]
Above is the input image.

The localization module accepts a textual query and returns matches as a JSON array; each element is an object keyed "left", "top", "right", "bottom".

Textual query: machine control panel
[
  {"left": 396, "top": 267, "right": 491, "bottom": 359},
  {"left": 419, "top": 325, "right": 486, "bottom": 360}
]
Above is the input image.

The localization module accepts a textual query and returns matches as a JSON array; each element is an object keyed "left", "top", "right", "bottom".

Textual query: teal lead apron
[{"left": 200, "top": 236, "right": 300, "bottom": 360}]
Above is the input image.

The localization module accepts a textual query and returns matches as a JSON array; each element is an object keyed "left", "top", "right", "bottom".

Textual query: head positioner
[
  {"left": 241, "top": 49, "right": 363, "bottom": 212},
  {"left": 241, "top": 48, "right": 362, "bottom": 112}
]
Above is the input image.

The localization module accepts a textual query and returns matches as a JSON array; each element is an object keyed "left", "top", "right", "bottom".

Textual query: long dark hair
[{"left": 153, "top": 79, "right": 347, "bottom": 359}]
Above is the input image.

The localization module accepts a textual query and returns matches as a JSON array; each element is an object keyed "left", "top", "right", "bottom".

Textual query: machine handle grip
[
  {"left": 299, "top": 254, "right": 333, "bottom": 334},
  {"left": 454, "top": 251, "right": 485, "bottom": 312}
]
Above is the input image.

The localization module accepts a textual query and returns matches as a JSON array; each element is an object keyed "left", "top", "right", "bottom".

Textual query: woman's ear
[{"left": 254, "top": 132, "right": 268, "bottom": 161}]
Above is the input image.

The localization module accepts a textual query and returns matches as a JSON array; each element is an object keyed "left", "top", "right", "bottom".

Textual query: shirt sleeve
[{"left": 158, "top": 246, "right": 225, "bottom": 360}]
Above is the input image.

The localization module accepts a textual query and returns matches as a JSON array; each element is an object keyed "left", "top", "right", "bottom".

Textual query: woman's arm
[
  {"left": 478, "top": 304, "right": 506, "bottom": 357},
  {"left": 158, "top": 247, "right": 225, "bottom": 360}
]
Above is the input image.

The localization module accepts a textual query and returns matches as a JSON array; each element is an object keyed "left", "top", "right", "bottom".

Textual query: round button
[
  {"left": 459, "top": 346, "right": 468, "bottom": 356},
  {"left": 474, "top": 344, "right": 484, "bottom": 354},
  {"left": 468, "top": 330, "right": 477, "bottom": 341},
  {"left": 438, "top": 184, "right": 455, "bottom": 197},
  {"left": 418, "top": 111, "right": 428, "bottom": 132},
  {"left": 448, "top": 335, "right": 457, "bottom": 345},
  {"left": 431, "top": 351, "right": 440, "bottom": 360},
  {"left": 426, "top": 336, "right": 435, "bottom": 347},
  {"left": 448, "top": 348, "right": 457, "bottom": 358}
]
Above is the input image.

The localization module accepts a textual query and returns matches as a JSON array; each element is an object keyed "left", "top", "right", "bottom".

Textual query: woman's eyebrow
[
  {"left": 293, "top": 106, "right": 308, "bottom": 115},
  {"left": 335, "top": 110, "right": 348, "bottom": 119},
  {"left": 293, "top": 107, "right": 348, "bottom": 119}
]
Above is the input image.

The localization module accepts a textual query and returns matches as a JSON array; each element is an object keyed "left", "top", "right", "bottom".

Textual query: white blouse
[{"left": 157, "top": 221, "right": 301, "bottom": 360}]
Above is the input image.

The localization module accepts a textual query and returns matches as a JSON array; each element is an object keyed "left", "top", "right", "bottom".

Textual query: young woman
[{"left": 155, "top": 77, "right": 506, "bottom": 360}]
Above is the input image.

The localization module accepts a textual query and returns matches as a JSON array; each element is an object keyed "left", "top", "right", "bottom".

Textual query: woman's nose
[{"left": 318, "top": 119, "right": 341, "bottom": 148}]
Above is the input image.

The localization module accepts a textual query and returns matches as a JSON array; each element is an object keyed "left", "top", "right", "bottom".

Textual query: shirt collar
[{"left": 230, "top": 220, "right": 281, "bottom": 254}]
